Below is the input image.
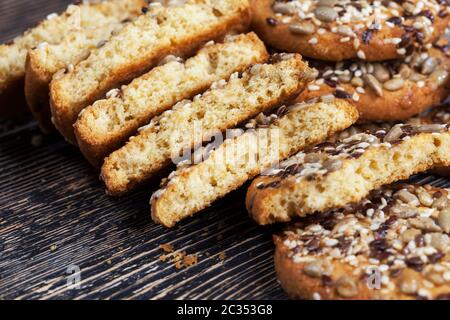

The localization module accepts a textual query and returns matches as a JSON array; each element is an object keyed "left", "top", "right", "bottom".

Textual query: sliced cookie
[
  {"left": 25, "top": 0, "right": 145, "bottom": 133},
  {"left": 295, "top": 43, "right": 449, "bottom": 121},
  {"left": 74, "top": 33, "right": 269, "bottom": 168},
  {"left": 151, "top": 99, "right": 358, "bottom": 228},
  {"left": 101, "top": 54, "right": 315, "bottom": 196},
  {"left": 247, "top": 122, "right": 450, "bottom": 224},
  {"left": 275, "top": 183, "right": 450, "bottom": 300},
  {"left": 1, "top": 0, "right": 140, "bottom": 118},
  {"left": 251, "top": 0, "right": 450, "bottom": 61}
]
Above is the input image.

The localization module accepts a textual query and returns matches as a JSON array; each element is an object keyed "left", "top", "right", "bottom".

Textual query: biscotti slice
[
  {"left": 0, "top": 0, "right": 142, "bottom": 116},
  {"left": 50, "top": 0, "right": 252, "bottom": 143},
  {"left": 101, "top": 53, "right": 315, "bottom": 196},
  {"left": 151, "top": 99, "right": 358, "bottom": 228},
  {"left": 74, "top": 33, "right": 268, "bottom": 167},
  {"left": 275, "top": 184, "right": 450, "bottom": 300},
  {"left": 247, "top": 123, "right": 450, "bottom": 225},
  {"left": 25, "top": 0, "right": 145, "bottom": 133}
]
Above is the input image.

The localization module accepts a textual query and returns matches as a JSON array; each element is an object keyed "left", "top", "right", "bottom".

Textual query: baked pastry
[
  {"left": 50, "top": 0, "right": 252, "bottom": 143},
  {"left": 101, "top": 53, "right": 315, "bottom": 196},
  {"left": 247, "top": 122, "right": 450, "bottom": 225},
  {"left": 151, "top": 99, "right": 358, "bottom": 228},
  {"left": 1, "top": 0, "right": 134, "bottom": 119},
  {"left": 295, "top": 43, "right": 450, "bottom": 121},
  {"left": 25, "top": 0, "right": 145, "bottom": 133},
  {"left": 74, "top": 33, "right": 269, "bottom": 167},
  {"left": 416, "top": 105, "right": 450, "bottom": 178},
  {"left": 251, "top": 0, "right": 450, "bottom": 61},
  {"left": 275, "top": 183, "right": 450, "bottom": 300}
]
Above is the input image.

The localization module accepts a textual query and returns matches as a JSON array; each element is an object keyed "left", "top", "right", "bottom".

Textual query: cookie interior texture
[
  {"left": 101, "top": 53, "right": 313, "bottom": 196},
  {"left": 74, "top": 33, "right": 268, "bottom": 167},
  {"left": 251, "top": 0, "right": 450, "bottom": 61},
  {"left": 247, "top": 123, "right": 450, "bottom": 224},
  {"left": 295, "top": 42, "right": 449, "bottom": 121},
  {"left": 151, "top": 99, "right": 358, "bottom": 228},
  {"left": 275, "top": 184, "right": 450, "bottom": 300}
]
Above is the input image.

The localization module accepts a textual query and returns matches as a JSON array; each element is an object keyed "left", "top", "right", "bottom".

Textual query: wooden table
[{"left": 0, "top": 0, "right": 448, "bottom": 300}]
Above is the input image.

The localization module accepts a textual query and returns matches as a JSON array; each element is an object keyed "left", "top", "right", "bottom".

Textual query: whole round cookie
[
  {"left": 275, "top": 184, "right": 450, "bottom": 300},
  {"left": 251, "top": 0, "right": 450, "bottom": 61},
  {"left": 294, "top": 44, "right": 449, "bottom": 121}
]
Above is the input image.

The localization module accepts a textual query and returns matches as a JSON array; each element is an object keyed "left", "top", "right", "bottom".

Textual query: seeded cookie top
[
  {"left": 279, "top": 184, "right": 450, "bottom": 299},
  {"left": 268, "top": 0, "right": 449, "bottom": 56},
  {"left": 303, "top": 43, "right": 449, "bottom": 102},
  {"left": 257, "top": 123, "right": 449, "bottom": 188}
]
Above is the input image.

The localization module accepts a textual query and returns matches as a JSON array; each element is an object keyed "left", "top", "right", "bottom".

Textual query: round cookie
[
  {"left": 251, "top": 0, "right": 450, "bottom": 61},
  {"left": 294, "top": 44, "right": 449, "bottom": 121},
  {"left": 275, "top": 184, "right": 450, "bottom": 300}
]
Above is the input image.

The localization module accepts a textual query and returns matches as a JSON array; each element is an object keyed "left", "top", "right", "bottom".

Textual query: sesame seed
[{"left": 308, "top": 37, "right": 318, "bottom": 45}]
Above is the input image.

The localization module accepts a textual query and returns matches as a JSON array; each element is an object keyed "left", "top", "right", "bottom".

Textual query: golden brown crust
[
  {"left": 275, "top": 184, "right": 450, "bottom": 300},
  {"left": 251, "top": 0, "right": 449, "bottom": 61},
  {"left": 247, "top": 124, "right": 450, "bottom": 225},
  {"left": 49, "top": 0, "right": 252, "bottom": 144},
  {"left": 294, "top": 46, "right": 450, "bottom": 121}
]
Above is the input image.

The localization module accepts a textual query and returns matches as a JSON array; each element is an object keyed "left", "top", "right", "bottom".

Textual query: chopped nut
[{"left": 409, "top": 217, "right": 441, "bottom": 232}]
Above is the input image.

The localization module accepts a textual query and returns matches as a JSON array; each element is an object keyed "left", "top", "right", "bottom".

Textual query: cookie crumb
[
  {"left": 159, "top": 244, "right": 198, "bottom": 269},
  {"left": 219, "top": 252, "right": 227, "bottom": 261}
]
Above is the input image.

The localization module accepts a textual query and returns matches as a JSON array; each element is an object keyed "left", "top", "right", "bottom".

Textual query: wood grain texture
[{"left": 0, "top": 0, "right": 449, "bottom": 300}]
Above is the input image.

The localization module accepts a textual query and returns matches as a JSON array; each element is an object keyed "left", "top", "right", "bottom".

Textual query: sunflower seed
[
  {"left": 383, "top": 78, "right": 405, "bottom": 91},
  {"left": 289, "top": 23, "right": 315, "bottom": 35},
  {"left": 314, "top": 6, "right": 338, "bottom": 22},
  {"left": 363, "top": 74, "right": 383, "bottom": 96}
]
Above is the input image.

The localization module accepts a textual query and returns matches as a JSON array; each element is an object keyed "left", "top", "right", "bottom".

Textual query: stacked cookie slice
[{"left": 246, "top": 0, "right": 450, "bottom": 299}]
